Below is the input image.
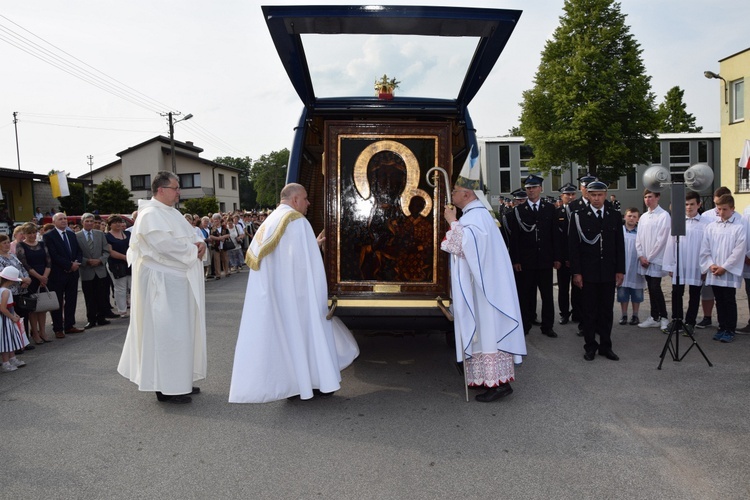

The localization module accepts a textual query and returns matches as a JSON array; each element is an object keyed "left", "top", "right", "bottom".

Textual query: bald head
[{"left": 280, "top": 183, "right": 310, "bottom": 215}]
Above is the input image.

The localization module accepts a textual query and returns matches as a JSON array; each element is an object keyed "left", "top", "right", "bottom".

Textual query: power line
[{"left": 21, "top": 119, "right": 161, "bottom": 133}]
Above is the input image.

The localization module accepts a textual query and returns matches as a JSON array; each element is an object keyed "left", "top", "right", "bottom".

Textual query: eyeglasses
[{"left": 162, "top": 186, "right": 181, "bottom": 191}]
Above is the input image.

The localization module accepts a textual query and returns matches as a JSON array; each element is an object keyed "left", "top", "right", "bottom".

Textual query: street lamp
[
  {"left": 704, "top": 71, "right": 728, "bottom": 105},
  {"left": 165, "top": 111, "right": 193, "bottom": 173}
]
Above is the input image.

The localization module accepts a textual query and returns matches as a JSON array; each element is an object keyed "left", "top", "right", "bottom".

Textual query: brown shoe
[
  {"left": 65, "top": 327, "right": 84, "bottom": 334},
  {"left": 55, "top": 331, "right": 66, "bottom": 339}
]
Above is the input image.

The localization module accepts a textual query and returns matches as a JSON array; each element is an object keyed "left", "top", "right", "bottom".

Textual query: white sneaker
[
  {"left": 660, "top": 318, "right": 670, "bottom": 331},
  {"left": 9, "top": 357, "right": 25, "bottom": 368},
  {"left": 1, "top": 362, "right": 17, "bottom": 372},
  {"left": 638, "top": 317, "right": 660, "bottom": 328}
]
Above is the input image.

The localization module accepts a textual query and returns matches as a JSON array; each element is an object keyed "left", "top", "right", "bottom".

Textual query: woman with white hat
[{"left": 0, "top": 266, "right": 27, "bottom": 372}]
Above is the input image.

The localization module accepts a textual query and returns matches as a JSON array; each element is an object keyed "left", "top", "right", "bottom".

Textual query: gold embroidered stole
[{"left": 245, "top": 210, "right": 303, "bottom": 270}]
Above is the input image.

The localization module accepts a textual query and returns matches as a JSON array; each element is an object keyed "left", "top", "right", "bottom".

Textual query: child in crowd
[
  {"left": 663, "top": 191, "right": 709, "bottom": 335},
  {"left": 699, "top": 194, "right": 747, "bottom": 343},
  {"left": 0, "top": 266, "right": 27, "bottom": 372},
  {"left": 618, "top": 208, "right": 645, "bottom": 325}
]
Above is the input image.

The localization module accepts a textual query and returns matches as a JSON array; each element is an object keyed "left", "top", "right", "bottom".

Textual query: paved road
[{"left": 2, "top": 274, "right": 749, "bottom": 499}]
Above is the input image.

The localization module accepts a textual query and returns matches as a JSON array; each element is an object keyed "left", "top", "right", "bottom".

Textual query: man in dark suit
[
  {"left": 507, "top": 174, "right": 561, "bottom": 338},
  {"left": 76, "top": 213, "right": 112, "bottom": 329},
  {"left": 569, "top": 181, "right": 625, "bottom": 361},
  {"left": 43, "top": 213, "right": 83, "bottom": 338},
  {"left": 556, "top": 183, "right": 577, "bottom": 324}
]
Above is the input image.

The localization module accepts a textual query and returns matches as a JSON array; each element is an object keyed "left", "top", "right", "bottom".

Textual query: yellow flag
[{"left": 50, "top": 171, "right": 70, "bottom": 198}]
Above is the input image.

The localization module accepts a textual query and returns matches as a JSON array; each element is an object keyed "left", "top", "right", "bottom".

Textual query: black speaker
[{"left": 671, "top": 183, "right": 685, "bottom": 236}]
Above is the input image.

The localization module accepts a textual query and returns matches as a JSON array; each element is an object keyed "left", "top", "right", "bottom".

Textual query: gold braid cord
[{"left": 245, "top": 211, "right": 303, "bottom": 270}]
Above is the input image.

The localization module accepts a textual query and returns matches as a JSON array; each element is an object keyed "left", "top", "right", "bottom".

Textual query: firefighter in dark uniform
[
  {"left": 556, "top": 183, "right": 577, "bottom": 324},
  {"left": 568, "top": 180, "right": 625, "bottom": 361},
  {"left": 507, "top": 174, "right": 561, "bottom": 338},
  {"left": 567, "top": 173, "right": 599, "bottom": 328},
  {"left": 501, "top": 190, "right": 527, "bottom": 248}
]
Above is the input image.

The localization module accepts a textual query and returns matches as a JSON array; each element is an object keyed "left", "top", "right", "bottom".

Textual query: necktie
[
  {"left": 596, "top": 209, "right": 602, "bottom": 219},
  {"left": 62, "top": 231, "right": 72, "bottom": 256},
  {"left": 87, "top": 231, "right": 94, "bottom": 251},
  {"left": 533, "top": 203, "right": 538, "bottom": 213}
]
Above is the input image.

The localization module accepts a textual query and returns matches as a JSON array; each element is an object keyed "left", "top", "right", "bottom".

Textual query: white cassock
[
  {"left": 229, "top": 204, "right": 359, "bottom": 403},
  {"left": 117, "top": 198, "right": 207, "bottom": 395},
  {"left": 440, "top": 199, "right": 526, "bottom": 387},
  {"left": 635, "top": 205, "right": 671, "bottom": 277},
  {"left": 699, "top": 213, "right": 747, "bottom": 289},
  {"left": 621, "top": 227, "right": 646, "bottom": 289},
  {"left": 662, "top": 215, "right": 709, "bottom": 286}
]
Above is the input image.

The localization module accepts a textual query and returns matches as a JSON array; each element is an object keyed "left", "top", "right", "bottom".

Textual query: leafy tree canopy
[
  {"left": 58, "top": 182, "right": 86, "bottom": 215},
  {"left": 181, "top": 196, "right": 219, "bottom": 216},
  {"left": 214, "top": 156, "right": 256, "bottom": 210},
  {"left": 88, "top": 178, "right": 137, "bottom": 214},
  {"left": 657, "top": 86, "right": 702, "bottom": 133},
  {"left": 519, "top": 0, "right": 659, "bottom": 177},
  {"left": 249, "top": 149, "right": 290, "bottom": 207}
]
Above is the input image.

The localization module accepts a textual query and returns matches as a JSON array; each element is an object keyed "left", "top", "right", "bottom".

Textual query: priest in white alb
[
  {"left": 117, "top": 171, "right": 207, "bottom": 405},
  {"left": 440, "top": 150, "right": 526, "bottom": 403},
  {"left": 229, "top": 183, "right": 358, "bottom": 403}
]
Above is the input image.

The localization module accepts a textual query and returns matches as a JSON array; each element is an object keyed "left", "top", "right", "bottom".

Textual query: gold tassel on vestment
[{"left": 245, "top": 211, "right": 303, "bottom": 270}]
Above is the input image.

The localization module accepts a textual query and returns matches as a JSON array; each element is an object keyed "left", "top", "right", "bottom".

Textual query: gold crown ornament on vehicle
[{"left": 375, "top": 74, "right": 400, "bottom": 100}]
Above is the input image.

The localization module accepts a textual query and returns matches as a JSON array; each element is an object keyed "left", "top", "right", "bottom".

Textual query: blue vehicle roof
[{"left": 262, "top": 5, "right": 522, "bottom": 112}]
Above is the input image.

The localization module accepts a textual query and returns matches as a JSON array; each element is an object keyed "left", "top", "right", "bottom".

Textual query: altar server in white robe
[
  {"left": 662, "top": 190, "right": 710, "bottom": 331},
  {"left": 700, "top": 194, "right": 748, "bottom": 343},
  {"left": 229, "top": 183, "right": 358, "bottom": 403},
  {"left": 635, "top": 190, "right": 671, "bottom": 330},
  {"left": 440, "top": 159, "right": 526, "bottom": 403},
  {"left": 118, "top": 171, "right": 207, "bottom": 405}
]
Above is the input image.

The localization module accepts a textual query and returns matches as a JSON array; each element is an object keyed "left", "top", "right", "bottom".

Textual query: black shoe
[
  {"left": 619, "top": 315, "right": 627, "bottom": 325},
  {"left": 532, "top": 319, "right": 542, "bottom": 326},
  {"left": 559, "top": 316, "right": 570, "bottom": 325},
  {"left": 475, "top": 383, "right": 513, "bottom": 402},
  {"left": 155, "top": 392, "right": 192, "bottom": 404},
  {"left": 84, "top": 322, "right": 97, "bottom": 329},
  {"left": 97, "top": 319, "right": 111, "bottom": 326},
  {"left": 599, "top": 350, "right": 620, "bottom": 361},
  {"left": 576, "top": 330, "right": 584, "bottom": 337},
  {"left": 23, "top": 344, "right": 35, "bottom": 351},
  {"left": 190, "top": 387, "right": 200, "bottom": 395},
  {"left": 629, "top": 315, "right": 640, "bottom": 325},
  {"left": 696, "top": 317, "right": 712, "bottom": 329},
  {"left": 542, "top": 329, "right": 558, "bottom": 338},
  {"left": 313, "top": 389, "right": 335, "bottom": 398},
  {"left": 583, "top": 351, "right": 596, "bottom": 361},
  {"left": 104, "top": 312, "right": 119, "bottom": 319}
]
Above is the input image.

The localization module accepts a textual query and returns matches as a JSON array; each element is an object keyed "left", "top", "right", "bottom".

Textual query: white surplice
[
  {"left": 117, "top": 198, "right": 207, "bottom": 394},
  {"left": 440, "top": 199, "right": 526, "bottom": 387},
  {"left": 663, "top": 215, "right": 709, "bottom": 286},
  {"left": 621, "top": 227, "right": 646, "bottom": 289},
  {"left": 635, "top": 205, "right": 671, "bottom": 277},
  {"left": 700, "top": 212, "right": 747, "bottom": 289},
  {"left": 229, "top": 204, "right": 359, "bottom": 403}
]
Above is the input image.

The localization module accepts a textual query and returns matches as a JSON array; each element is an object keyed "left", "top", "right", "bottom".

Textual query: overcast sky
[{"left": 0, "top": 0, "right": 747, "bottom": 179}]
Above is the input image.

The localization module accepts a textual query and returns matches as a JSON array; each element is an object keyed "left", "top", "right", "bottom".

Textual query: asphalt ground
[{"left": 2, "top": 274, "right": 750, "bottom": 499}]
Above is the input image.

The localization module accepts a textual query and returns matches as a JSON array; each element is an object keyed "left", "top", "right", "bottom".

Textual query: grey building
[{"left": 481, "top": 132, "right": 721, "bottom": 211}]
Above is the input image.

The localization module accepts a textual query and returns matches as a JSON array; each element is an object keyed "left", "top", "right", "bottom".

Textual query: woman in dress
[
  {"left": 226, "top": 218, "right": 245, "bottom": 273},
  {"left": 16, "top": 223, "right": 52, "bottom": 344},
  {"left": 105, "top": 216, "right": 131, "bottom": 318},
  {"left": 0, "top": 234, "right": 32, "bottom": 350}
]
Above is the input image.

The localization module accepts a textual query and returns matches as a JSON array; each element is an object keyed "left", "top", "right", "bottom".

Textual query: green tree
[
  {"left": 181, "top": 196, "right": 219, "bottom": 216},
  {"left": 249, "top": 149, "right": 290, "bottom": 207},
  {"left": 214, "top": 156, "right": 256, "bottom": 209},
  {"left": 58, "top": 182, "right": 86, "bottom": 215},
  {"left": 519, "top": 0, "right": 659, "bottom": 178},
  {"left": 657, "top": 86, "right": 702, "bottom": 133},
  {"left": 88, "top": 178, "right": 137, "bottom": 214}
]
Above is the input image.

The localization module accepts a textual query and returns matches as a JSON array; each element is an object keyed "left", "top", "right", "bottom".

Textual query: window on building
[
  {"left": 131, "top": 174, "right": 151, "bottom": 191},
  {"left": 626, "top": 169, "right": 637, "bottom": 190},
  {"left": 178, "top": 173, "right": 201, "bottom": 188},
  {"left": 218, "top": 173, "right": 225, "bottom": 189},
  {"left": 219, "top": 202, "right": 226, "bottom": 212},
  {"left": 519, "top": 144, "right": 534, "bottom": 170},
  {"left": 231, "top": 176, "right": 237, "bottom": 190},
  {"left": 732, "top": 79, "right": 744, "bottom": 123},
  {"left": 233, "top": 203, "right": 237, "bottom": 211},
  {"left": 650, "top": 143, "right": 662, "bottom": 165},
  {"left": 498, "top": 145, "right": 511, "bottom": 193},
  {"left": 550, "top": 168, "right": 562, "bottom": 192},
  {"left": 669, "top": 141, "right": 690, "bottom": 182},
  {"left": 698, "top": 141, "right": 708, "bottom": 163},
  {"left": 607, "top": 179, "right": 619, "bottom": 190}
]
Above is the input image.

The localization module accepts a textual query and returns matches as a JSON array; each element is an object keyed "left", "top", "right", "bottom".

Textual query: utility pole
[
  {"left": 13, "top": 112, "right": 21, "bottom": 171},
  {"left": 161, "top": 111, "right": 193, "bottom": 174},
  {"left": 88, "top": 155, "right": 94, "bottom": 182}
]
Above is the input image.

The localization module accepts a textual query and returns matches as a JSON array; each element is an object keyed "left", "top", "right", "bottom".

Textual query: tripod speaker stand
[{"left": 653, "top": 182, "right": 713, "bottom": 369}]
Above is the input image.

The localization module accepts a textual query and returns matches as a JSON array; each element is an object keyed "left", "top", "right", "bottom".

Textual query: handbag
[
  {"left": 223, "top": 238, "right": 236, "bottom": 251},
  {"left": 18, "top": 287, "right": 60, "bottom": 313},
  {"left": 108, "top": 258, "right": 131, "bottom": 279}
]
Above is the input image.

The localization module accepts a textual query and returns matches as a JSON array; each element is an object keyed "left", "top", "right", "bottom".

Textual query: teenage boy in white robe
[
  {"left": 636, "top": 190, "right": 671, "bottom": 331},
  {"left": 699, "top": 194, "right": 747, "bottom": 343}
]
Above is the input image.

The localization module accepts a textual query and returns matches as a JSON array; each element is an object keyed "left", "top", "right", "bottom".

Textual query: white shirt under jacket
[
  {"left": 700, "top": 212, "right": 747, "bottom": 289},
  {"left": 621, "top": 227, "right": 646, "bottom": 289},
  {"left": 635, "top": 205, "right": 671, "bottom": 277},
  {"left": 663, "top": 214, "right": 709, "bottom": 286},
  {"left": 117, "top": 198, "right": 207, "bottom": 395},
  {"left": 229, "top": 204, "right": 359, "bottom": 403}
]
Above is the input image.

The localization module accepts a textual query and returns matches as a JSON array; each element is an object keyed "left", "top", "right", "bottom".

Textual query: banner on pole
[{"left": 50, "top": 171, "right": 70, "bottom": 198}]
